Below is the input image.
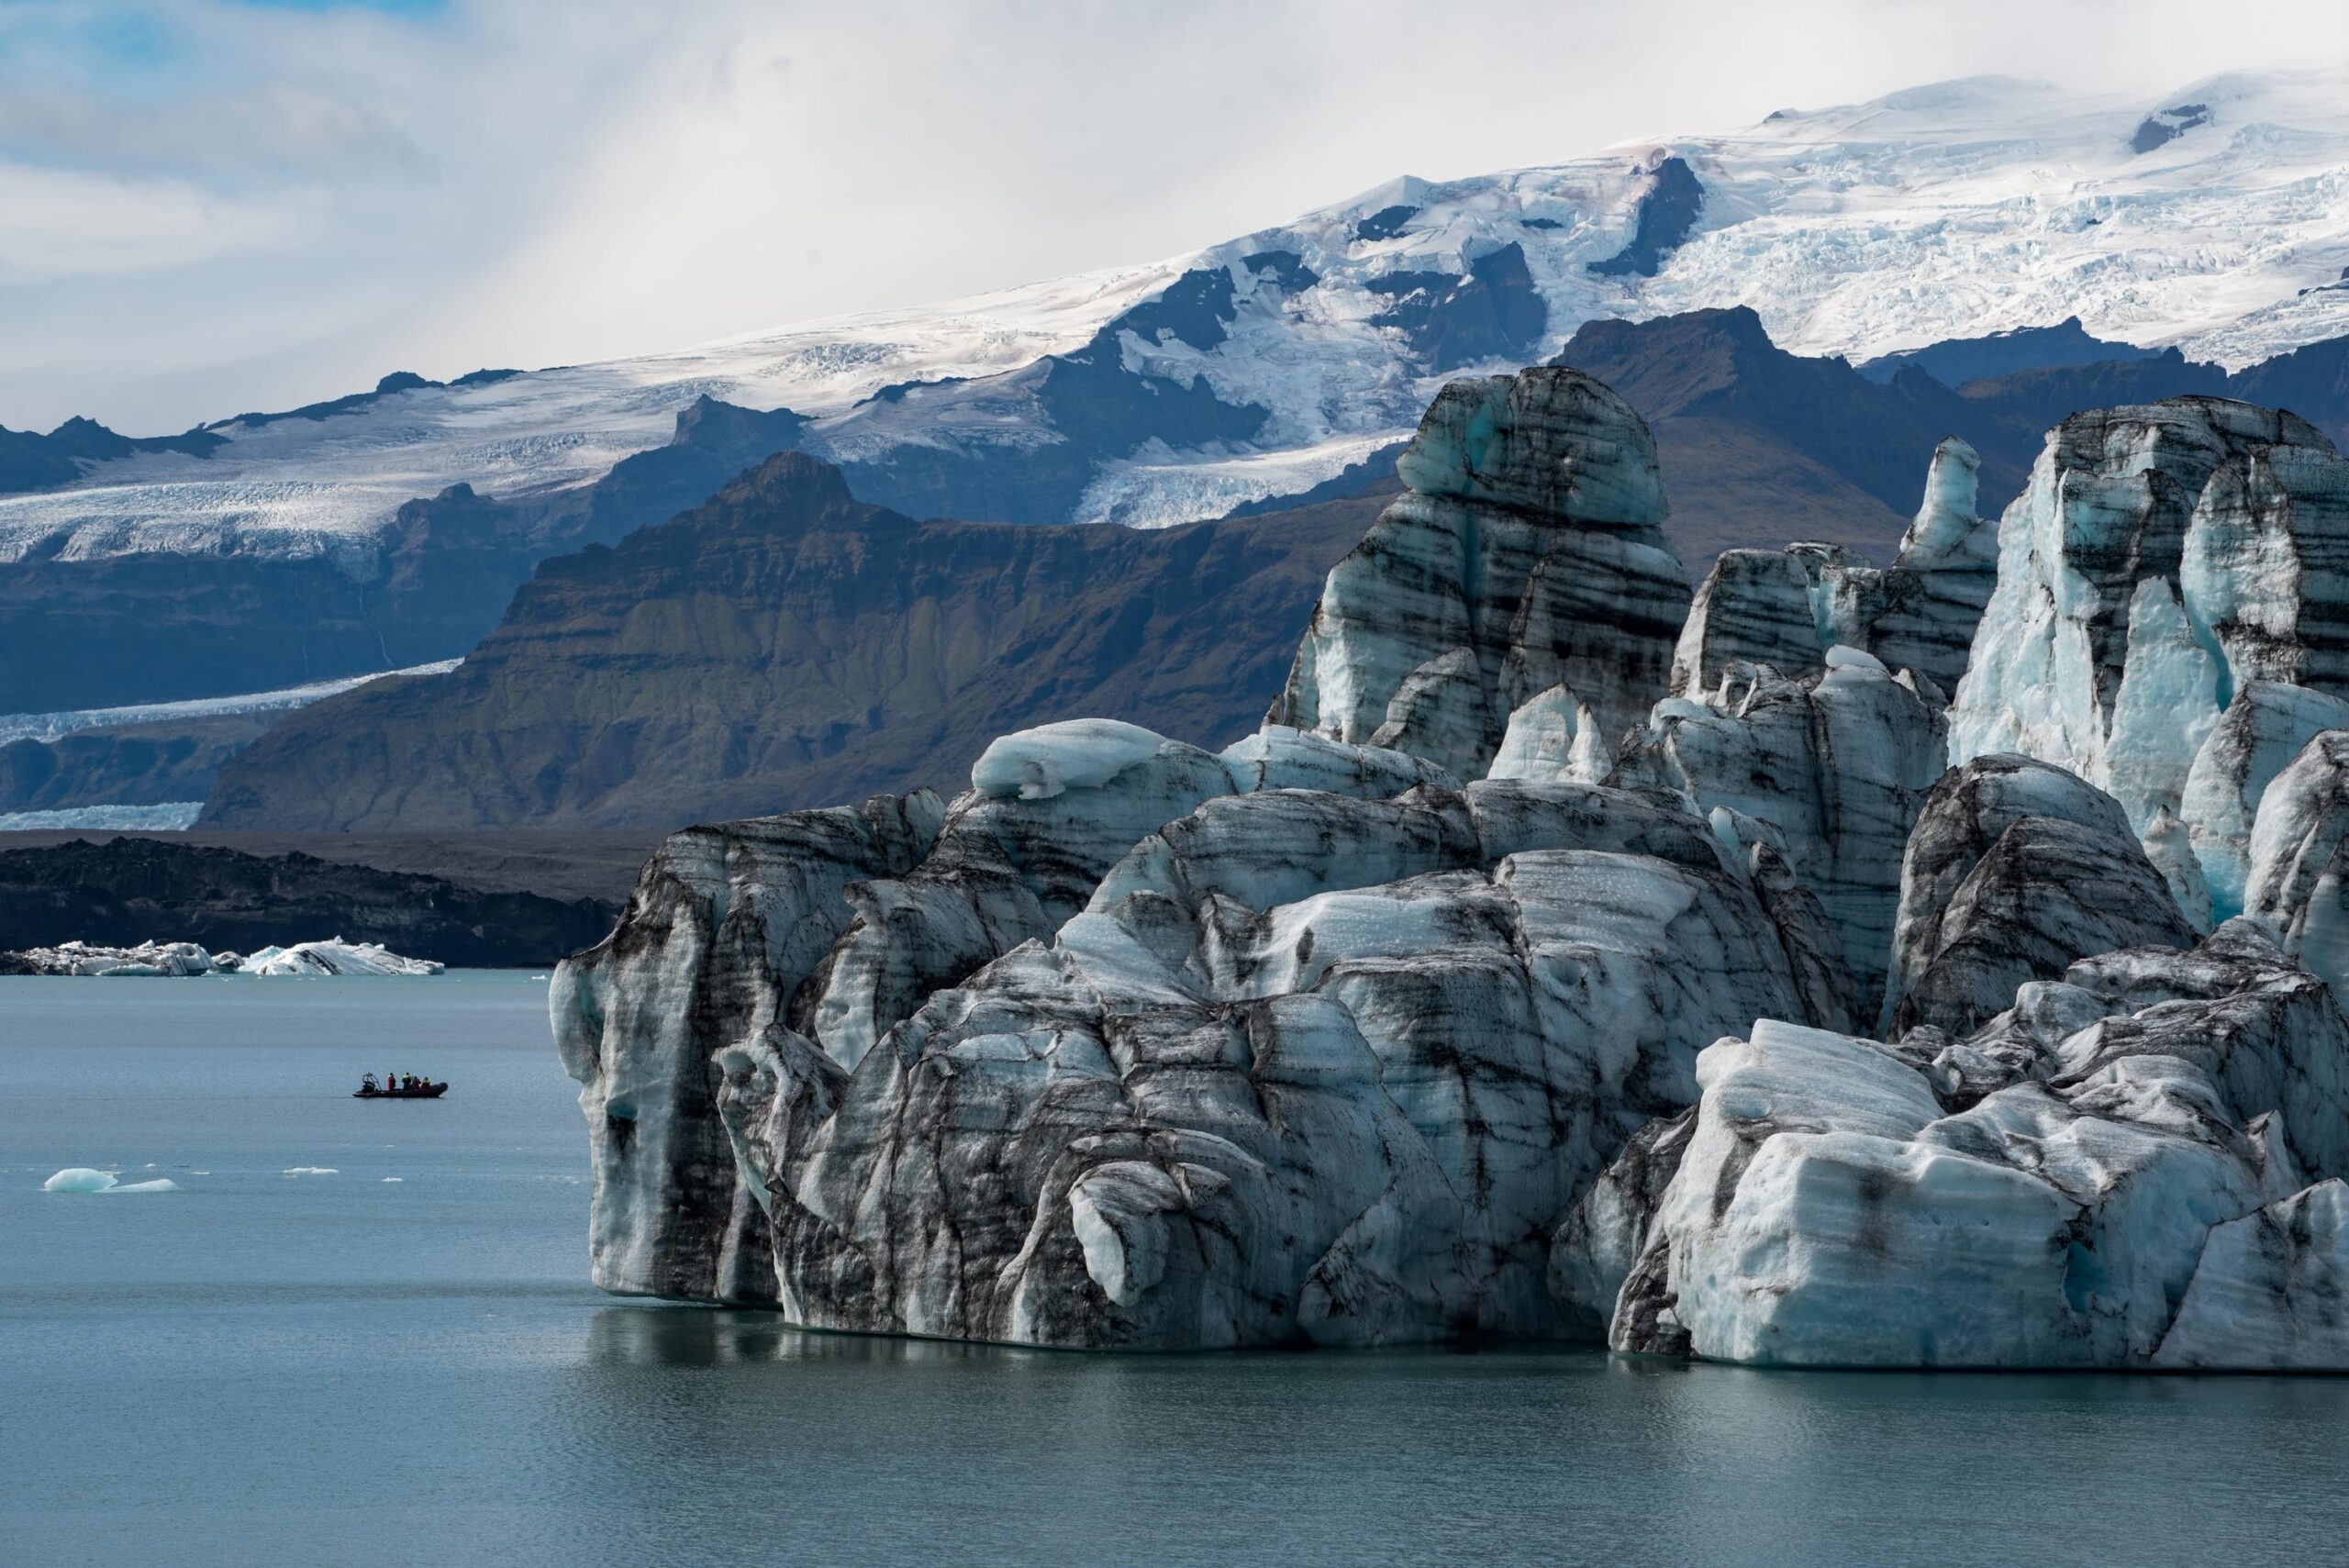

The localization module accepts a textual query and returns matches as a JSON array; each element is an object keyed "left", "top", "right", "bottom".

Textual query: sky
[{"left": 4, "top": 0, "right": 2346, "bottom": 433}]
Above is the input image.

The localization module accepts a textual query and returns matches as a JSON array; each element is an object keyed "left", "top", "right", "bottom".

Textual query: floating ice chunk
[
  {"left": 9, "top": 940, "right": 224, "bottom": 977},
  {"left": 238, "top": 940, "right": 443, "bottom": 976},
  {"left": 382, "top": 1176, "right": 404, "bottom": 1184},
  {"left": 108, "top": 1179, "right": 179, "bottom": 1193},
  {"left": 282, "top": 1166, "right": 340, "bottom": 1176},
  {"left": 43, "top": 1168, "right": 117, "bottom": 1193}
]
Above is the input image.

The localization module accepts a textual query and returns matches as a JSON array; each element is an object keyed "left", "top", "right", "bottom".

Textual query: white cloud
[
  {"left": 0, "top": 0, "right": 2344, "bottom": 432},
  {"left": 0, "top": 162, "right": 291, "bottom": 281}
]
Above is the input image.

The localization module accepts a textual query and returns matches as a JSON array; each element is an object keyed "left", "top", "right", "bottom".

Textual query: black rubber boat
[{"left": 353, "top": 1083, "right": 448, "bottom": 1099}]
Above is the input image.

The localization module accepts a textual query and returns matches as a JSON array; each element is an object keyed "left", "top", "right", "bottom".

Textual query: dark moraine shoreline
[{"left": 0, "top": 829, "right": 656, "bottom": 967}]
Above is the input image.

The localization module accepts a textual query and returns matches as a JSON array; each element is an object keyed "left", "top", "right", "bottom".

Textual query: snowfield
[{"left": 8, "top": 68, "right": 2349, "bottom": 560}]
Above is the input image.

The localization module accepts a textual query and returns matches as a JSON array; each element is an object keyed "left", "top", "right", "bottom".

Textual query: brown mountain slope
[{"left": 201, "top": 455, "right": 1376, "bottom": 830}]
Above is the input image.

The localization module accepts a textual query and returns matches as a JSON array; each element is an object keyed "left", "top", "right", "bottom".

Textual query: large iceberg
[
  {"left": 5, "top": 940, "right": 226, "bottom": 977},
  {"left": 554, "top": 372, "right": 2349, "bottom": 1368}
]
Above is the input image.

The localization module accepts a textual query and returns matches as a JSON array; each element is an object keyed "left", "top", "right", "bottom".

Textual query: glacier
[
  {"left": 10, "top": 69, "right": 2349, "bottom": 566},
  {"left": 0, "top": 659, "right": 463, "bottom": 748},
  {"left": 553, "top": 355, "right": 2349, "bottom": 1369}
]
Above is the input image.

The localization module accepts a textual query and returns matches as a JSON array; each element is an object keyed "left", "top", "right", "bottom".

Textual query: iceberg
[
  {"left": 551, "top": 367, "right": 2349, "bottom": 1368},
  {"left": 1561, "top": 923, "right": 2349, "bottom": 1368},
  {"left": 43, "top": 1168, "right": 179, "bottom": 1194},
  {"left": 230, "top": 940, "right": 444, "bottom": 976},
  {"left": 6, "top": 937, "right": 443, "bottom": 976},
  {"left": 1948, "top": 401, "right": 2349, "bottom": 834},
  {"left": 1671, "top": 438, "right": 1996, "bottom": 701}
]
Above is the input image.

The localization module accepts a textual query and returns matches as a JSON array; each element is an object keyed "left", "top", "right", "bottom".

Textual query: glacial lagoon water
[{"left": 6, "top": 973, "right": 2349, "bottom": 1568}]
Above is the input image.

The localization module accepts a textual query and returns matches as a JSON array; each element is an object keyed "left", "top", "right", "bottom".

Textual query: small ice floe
[
  {"left": 43, "top": 1168, "right": 179, "bottom": 1194},
  {"left": 282, "top": 1166, "right": 340, "bottom": 1176},
  {"left": 381, "top": 1177, "right": 404, "bottom": 1184}
]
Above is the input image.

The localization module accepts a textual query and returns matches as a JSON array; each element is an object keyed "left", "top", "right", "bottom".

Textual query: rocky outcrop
[
  {"left": 1559, "top": 922, "right": 2349, "bottom": 1369},
  {"left": 1949, "top": 398, "right": 2349, "bottom": 833},
  {"left": 0, "top": 415, "right": 221, "bottom": 499},
  {"left": 0, "top": 709, "right": 274, "bottom": 815},
  {"left": 202, "top": 458, "right": 1374, "bottom": 830},
  {"left": 1272, "top": 368, "right": 1691, "bottom": 780},
  {"left": 1670, "top": 437, "right": 1995, "bottom": 697},
  {"left": 1880, "top": 754, "right": 2194, "bottom": 1035}
]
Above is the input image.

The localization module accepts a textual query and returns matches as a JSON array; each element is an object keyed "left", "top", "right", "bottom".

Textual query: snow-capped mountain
[{"left": 7, "top": 67, "right": 2349, "bottom": 562}]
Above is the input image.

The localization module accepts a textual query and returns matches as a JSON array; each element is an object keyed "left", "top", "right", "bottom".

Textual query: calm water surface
[{"left": 5, "top": 973, "right": 2347, "bottom": 1567}]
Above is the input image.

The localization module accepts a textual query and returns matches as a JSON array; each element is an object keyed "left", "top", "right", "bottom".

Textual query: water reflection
[
  {"left": 558, "top": 1305, "right": 2349, "bottom": 1568},
  {"left": 583, "top": 1303, "right": 1033, "bottom": 1369}
]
